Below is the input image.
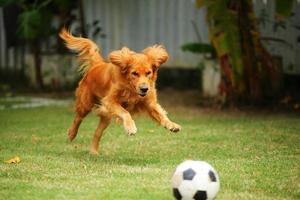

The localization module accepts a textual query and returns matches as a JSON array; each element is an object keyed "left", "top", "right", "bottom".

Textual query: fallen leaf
[{"left": 4, "top": 156, "right": 21, "bottom": 164}]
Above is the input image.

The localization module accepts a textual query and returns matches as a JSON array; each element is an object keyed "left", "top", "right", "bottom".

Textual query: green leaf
[
  {"left": 17, "top": 10, "right": 41, "bottom": 39},
  {"left": 181, "top": 43, "right": 214, "bottom": 54},
  {"left": 275, "top": 0, "right": 294, "bottom": 18},
  {"left": 17, "top": 8, "right": 52, "bottom": 40}
]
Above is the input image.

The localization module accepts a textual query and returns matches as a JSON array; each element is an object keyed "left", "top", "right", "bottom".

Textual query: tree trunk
[
  {"left": 32, "top": 40, "right": 44, "bottom": 89},
  {"left": 225, "top": 0, "right": 277, "bottom": 104},
  {"left": 219, "top": 54, "right": 236, "bottom": 105},
  {"left": 236, "top": 0, "right": 263, "bottom": 102},
  {"left": 237, "top": 0, "right": 277, "bottom": 103}
]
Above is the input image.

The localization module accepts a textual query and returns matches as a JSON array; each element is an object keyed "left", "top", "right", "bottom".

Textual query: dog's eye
[
  {"left": 131, "top": 72, "right": 139, "bottom": 77},
  {"left": 146, "top": 71, "right": 152, "bottom": 76}
]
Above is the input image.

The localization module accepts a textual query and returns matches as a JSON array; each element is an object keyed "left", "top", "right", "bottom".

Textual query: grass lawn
[{"left": 0, "top": 96, "right": 299, "bottom": 200}]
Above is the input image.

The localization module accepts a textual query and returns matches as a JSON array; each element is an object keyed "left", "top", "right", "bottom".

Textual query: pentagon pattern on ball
[
  {"left": 172, "top": 160, "right": 220, "bottom": 200},
  {"left": 173, "top": 188, "right": 182, "bottom": 200},
  {"left": 208, "top": 170, "right": 217, "bottom": 182},
  {"left": 194, "top": 190, "right": 208, "bottom": 200},
  {"left": 183, "top": 168, "right": 196, "bottom": 180}
]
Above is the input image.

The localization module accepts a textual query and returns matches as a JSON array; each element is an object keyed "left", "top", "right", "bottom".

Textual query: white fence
[{"left": 81, "top": 0, "right": 300, "bottom": 73}]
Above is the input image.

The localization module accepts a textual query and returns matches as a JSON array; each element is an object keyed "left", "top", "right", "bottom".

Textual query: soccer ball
[{"left": 172, "top": 160, "right": 220, "bottom": 200}]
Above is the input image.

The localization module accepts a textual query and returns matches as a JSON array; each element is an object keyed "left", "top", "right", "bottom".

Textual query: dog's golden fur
[{"left": 59, "top": 28, "right": 181, "bottom": 154}]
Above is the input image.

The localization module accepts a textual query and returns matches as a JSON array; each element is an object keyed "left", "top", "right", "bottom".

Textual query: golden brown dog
[{"left": 59, "top": 28, "right": 181, "bottom": 154}]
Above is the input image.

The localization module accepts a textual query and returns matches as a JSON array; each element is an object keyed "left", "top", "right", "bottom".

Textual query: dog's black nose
[{"left": 140, "top": 86, "right": 148, "bottom": 93}]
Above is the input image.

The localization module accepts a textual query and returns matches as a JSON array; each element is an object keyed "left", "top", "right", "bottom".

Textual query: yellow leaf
[
  {"left": 4, "top": 156, "right": 21, "bottom": 164},
  {"left": 196, "top": 0, "right": 205, "bottom": 8},
  {"left": 211, "top": 32, "right": 229, "bottom": 57}
]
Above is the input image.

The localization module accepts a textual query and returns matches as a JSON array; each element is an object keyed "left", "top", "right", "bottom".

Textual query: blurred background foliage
[
  {"left": 0, "top": 0, "right": 105, "bottom": 90},
  {"left": 193, "top": 0, "right": 295, "bottom": 106},
  {"left": 0, "top": 0, "right": 299, "bottom": 108}
]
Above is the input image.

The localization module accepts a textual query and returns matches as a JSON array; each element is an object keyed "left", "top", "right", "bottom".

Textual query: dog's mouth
[{"left": 138, "top": 92, "right": 147, "bottom": 97}]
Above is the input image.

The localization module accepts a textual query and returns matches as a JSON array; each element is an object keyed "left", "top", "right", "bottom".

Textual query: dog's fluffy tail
[{"left": 59, "top": 28, "right": 104, "bottom": 73}]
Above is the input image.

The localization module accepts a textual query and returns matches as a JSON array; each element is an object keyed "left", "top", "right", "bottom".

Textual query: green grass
[{"left": 0, "top": 100, "right": 299, "bottom": 200}]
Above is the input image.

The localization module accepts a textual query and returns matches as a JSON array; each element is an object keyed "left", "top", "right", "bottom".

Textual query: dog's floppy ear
[
  {"left": 143, "top": 45, "right": 168, "bottom": 69},
  {"left": 109, "top": 47, "right": 134, "bottom": 72}
]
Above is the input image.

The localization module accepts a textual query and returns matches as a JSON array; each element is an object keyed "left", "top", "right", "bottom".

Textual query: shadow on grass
[{"left": 63, "top": 149, "right": 161, "bottom": 167}]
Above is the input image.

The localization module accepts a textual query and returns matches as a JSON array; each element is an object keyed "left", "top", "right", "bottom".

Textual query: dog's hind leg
[
  {"left": 90, "top": 116, "right": 111, "bottom": 155},
  {"left": 68, "top": 91, "right": 94, "bottom": 141},
  {"left": 68, "top": 84, "right": 96, "bottom": 141},
  {"left": 68, "top": 112, "right": 87, "bottom": 141}
]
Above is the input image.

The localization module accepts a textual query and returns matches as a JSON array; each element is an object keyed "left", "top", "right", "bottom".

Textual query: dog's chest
[{"left": 120, "top": 92, "right": 144, "bottom": 112}]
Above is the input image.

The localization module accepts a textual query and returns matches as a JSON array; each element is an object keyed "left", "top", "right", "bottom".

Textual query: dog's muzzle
[{"left": 138, "top": 85, "right": 149, "bottom": 97}]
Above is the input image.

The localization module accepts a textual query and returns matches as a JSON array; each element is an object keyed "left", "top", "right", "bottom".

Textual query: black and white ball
[{"left": 172, "top": 160, "right": 220, "bottom": 200}]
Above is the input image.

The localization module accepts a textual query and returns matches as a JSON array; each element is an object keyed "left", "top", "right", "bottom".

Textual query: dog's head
[{"left": 109, "top": 45, "right": 168, "bottom": 97}]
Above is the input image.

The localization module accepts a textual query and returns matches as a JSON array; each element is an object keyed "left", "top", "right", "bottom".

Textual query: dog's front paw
[
  {"left": 68, "top": 128, "right": 77, "bottom": 141},
  {"left": 90, "top": 148, "right": 99, "bottom": 155},
  {"left": 125, "top": 124, "right": 137, "bottom": 136},
  {"left": 164, "top": 121, "right": 181, "bottom": 133},
  {"left": 124, "top": 119, "right": 137, "bottom": 136}
]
